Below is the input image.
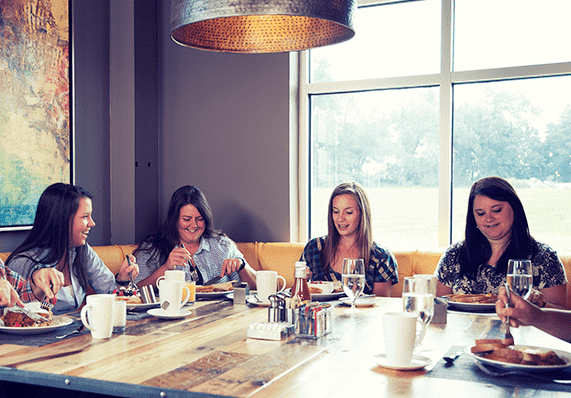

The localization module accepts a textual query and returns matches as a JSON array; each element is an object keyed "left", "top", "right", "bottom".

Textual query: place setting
[{"left": 148, "top": 278, "right": 192, "bottom": 319}]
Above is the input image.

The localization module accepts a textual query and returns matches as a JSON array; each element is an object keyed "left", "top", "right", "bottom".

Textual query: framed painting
[{"left": 0, "top": 0, "right": 71, "bottom": 230}]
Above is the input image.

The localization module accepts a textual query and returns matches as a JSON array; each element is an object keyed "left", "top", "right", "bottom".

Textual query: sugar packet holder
[{"left": 294, "top": 302, "right": 333, "bottom": 339}]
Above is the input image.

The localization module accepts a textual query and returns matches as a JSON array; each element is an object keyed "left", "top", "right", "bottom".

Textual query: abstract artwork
[{"left": 0, "top": 0, "right": 70, "bottom": 229}]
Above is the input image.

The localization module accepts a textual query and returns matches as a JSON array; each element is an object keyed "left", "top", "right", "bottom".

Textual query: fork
[
  {"left": 503, "top": 283, "right": 514, "bottom": 345},
  {"left": 474, "top": 361, "right": 571, "bottom": 384}
]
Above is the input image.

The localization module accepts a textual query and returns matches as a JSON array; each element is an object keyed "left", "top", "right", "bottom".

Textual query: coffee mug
[
  {"left": 382, "top": 312, "right": 426, "bottom": 367},
  {"left": 156, "top": 269, "right": 186, "bottom": 289},
  {"left": 81, "top": 294, "right": 115, "bottom": 339},
  {"left": 158, "top": 280, "right": 190, "bottom": 315},
  {"left": 256, "top": 270, "right": 286, "bottom": 303},
  {"left": 413, "top": 274, "right": 437, "bottom": 296}
]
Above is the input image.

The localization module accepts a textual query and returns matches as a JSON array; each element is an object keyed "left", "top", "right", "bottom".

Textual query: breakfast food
[
  {"left": 115, "top": 286, "right": 142, "bottom": 304},
  {"left": 309, "top": 286, "right": 322, "bottom": 294},
  {"left": 471, "top": 338, "right": 566, "bottom": 366},
  {"left": 445, "top": 293, "right": 497, "bottom": 304},
  {"left": 196, "top": 281, "right": 234, "bottom": 293},
  {"left": 0, "top": 307, "right": 53, "bottom": 328}
]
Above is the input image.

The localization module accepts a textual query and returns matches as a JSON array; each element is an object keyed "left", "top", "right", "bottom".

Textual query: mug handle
[
  {"left": 156, "top": 276, "right": 165, "bottom": 289},
  {"left": 180, "top": 286, "right": 190, "bottom": 307},
  {"left": 413, "top": 319, "right": 426, "bottom": 349},
  {"left": 277, "top": 275, "right": 286, "bottom": 293},
  {"left": 80, "top": 305, "right": 94, "bottom": 332}
]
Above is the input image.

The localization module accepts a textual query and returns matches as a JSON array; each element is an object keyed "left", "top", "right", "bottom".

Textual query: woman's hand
[
  {"left": 163, "top": 247, "right": 192, "bottom": 271},
  {"left": 221, "top": 258, "right": 244, "bottom": 277},
  {"left": 527, "top": 288, "right": 545, "bottom": 308},
  {"left": 496, "top": 286, "right": 542, "bottom": 328},
  {"left": 116, "top": 254, "right": 139, "bottom": 283},
  {"left": 31, "top": 268, "right": 64, "bottom": 302},
  {"left": 0, "top": 278, "right": 21, "bottom": 308}
]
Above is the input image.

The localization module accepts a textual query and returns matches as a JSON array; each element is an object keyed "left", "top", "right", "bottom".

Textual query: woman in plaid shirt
[{"left": 0, "top": 259, "right": 63, "bottom": 309}]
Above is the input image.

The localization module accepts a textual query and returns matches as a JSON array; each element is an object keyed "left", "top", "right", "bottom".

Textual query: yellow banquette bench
[{"left": 2, "top": 243, "right": 570, "bottom": 308}]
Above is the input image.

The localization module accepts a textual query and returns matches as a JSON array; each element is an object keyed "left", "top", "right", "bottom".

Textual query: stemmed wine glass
[
  {"left": 342, "top": 258, "right": 365, "bottom": 314},
  {"left": 507, "top": 259, "right": 533, "bottom": 299}
]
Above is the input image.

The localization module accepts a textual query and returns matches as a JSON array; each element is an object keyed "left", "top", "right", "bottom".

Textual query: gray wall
[
  {"left": 159, "top": 1, "right": 291, "bottom": 243},
  {"left": 0, "top": 0, "right": 291, "bottom": 253}
]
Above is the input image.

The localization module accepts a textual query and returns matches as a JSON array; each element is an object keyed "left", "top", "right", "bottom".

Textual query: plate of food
[
  {"left": 442, "top": 293, "right": 497, "bottom": 312},
  {"left": 466, "top": 339, "right": 571, "bottom": 372},
  {"left": 0, "top": 306, "right": 73, "bottom": 335},
  {"left": 196, "top": 282, "right": 234, "bottom": 299}
]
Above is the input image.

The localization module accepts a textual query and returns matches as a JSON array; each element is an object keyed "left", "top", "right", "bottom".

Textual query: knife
[{"left": 203, "top": 260, "right": 246, "bottom": 286}]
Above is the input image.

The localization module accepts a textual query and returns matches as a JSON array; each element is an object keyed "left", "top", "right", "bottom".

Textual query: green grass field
[{"left": 310, "top": 186, "right": 571, "bottom": 253}]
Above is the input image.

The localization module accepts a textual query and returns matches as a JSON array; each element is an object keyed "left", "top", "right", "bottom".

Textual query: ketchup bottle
[{"left": 290, "top": 261, "right": 311, "bottom": 301}]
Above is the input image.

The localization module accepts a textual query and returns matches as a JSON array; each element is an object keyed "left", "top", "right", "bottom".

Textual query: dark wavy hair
[
  {"left": 134, "top": 185, "right": 222, "bottom": 265},
  {"left": 322, "top": 182, "right": 373, "bottom": 272},
  {"left": 459, "top": 176, "right": 534, "bottom": 276},
  {"left": 6, "top": 183, "right": 93, "bottom": 290}
]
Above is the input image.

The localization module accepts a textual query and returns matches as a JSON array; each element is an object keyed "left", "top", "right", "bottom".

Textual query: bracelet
[
  {"left": 115, "top": 273, "right": 129, "bottom": 286},
  {"left": 541, "top": 300, "right": 547, "bottom": 308}
]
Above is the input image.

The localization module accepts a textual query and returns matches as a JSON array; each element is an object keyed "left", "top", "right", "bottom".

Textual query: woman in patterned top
[
  {"left": 134, "top": 185, "right": 257, "bottom": 289},
  {"left": 435, "top": 176, "right": 567, "bottom": 309},
  {"left": 301, "top": 182, "right": 398, "bottom": 296}
]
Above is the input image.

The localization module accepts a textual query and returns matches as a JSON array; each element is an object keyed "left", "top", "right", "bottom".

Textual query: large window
[{"left": 297, "top": 0, "right": 571, "bottom": 251}]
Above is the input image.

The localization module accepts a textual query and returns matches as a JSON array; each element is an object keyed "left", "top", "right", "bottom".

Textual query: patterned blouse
[
  {"left": 300, "top": 236, "right": 399, "bottom": 295},
  {"left": 0, "top": 260, "right": 36, "bottom": 304},
  {"left": 135, "top": 235, "right": 247, "bottom": 285},
  {"left": 435, "top": 240, "right": 567, "bottom": 294}
]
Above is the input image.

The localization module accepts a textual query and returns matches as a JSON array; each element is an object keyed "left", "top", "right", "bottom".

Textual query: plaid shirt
[
  {"left": 0, "top": 260, "right": 36, "bottom": 303},
  {"left": 301, "top": 236, "right": 399, "bottom": 295}
]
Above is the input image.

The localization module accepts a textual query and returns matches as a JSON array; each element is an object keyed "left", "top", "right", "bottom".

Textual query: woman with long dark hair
[
  {"left": 7, "top": 183, "right": 138, "bottom": 314},
  {"left": 435, "top": 176, "right": 567, "bottom": 309},
  {"left": 300, "top": 182, "right": 398, "bottom": 296},
  {"left": 134, "top": 185, "right": 256, "bottom": 288}
]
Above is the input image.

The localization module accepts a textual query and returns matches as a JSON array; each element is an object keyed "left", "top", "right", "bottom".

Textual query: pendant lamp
[{"left": 170, "top": 0, "right": 356, "bottom": 53}]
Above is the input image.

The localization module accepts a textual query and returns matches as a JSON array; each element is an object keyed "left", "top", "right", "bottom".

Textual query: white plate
[
  {"left": 446, "top": 301, "right": 496, "bottom": 312},
  {"left": 147, "top": 308, "right": 192, "bottom": 319},
  {"left": 247, "top": 296, "right": 271, "bottom": 307},
  {"left": 196, "top": 291, "right": 232, "bottom": 300},
  {"left": 126, "top": 302, "right": 160, "bottom": 311},
  {"left": 340, "top": 296, "right": 377, "bottom": 307},
  {"left": 370, "top": 353, "right": 432, "bottom": 371},
  {"left": 311, "top": 291, "right": 346, "bottom": 301},
  {"left": 0, "top": 316, "right": 73, "bottom": 335},
  {"left": 465, "top": 345, "right": 571, "bottom": 372}
]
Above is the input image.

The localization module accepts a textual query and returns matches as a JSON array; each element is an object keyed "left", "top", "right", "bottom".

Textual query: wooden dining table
[{"left": 1, "top": 296, "right": 571, "bottom": 398}]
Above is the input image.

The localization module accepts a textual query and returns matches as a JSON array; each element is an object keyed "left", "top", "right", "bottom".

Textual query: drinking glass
[
  {"left": 342, "top": 258, "right": 365, "bottom": 314},
  {"left": 402, "top": 277, "right": 415, "bottom": 295},
  {"left": 402, "top": 292, "right": 434, "bottom": 351},
  {"left": 507, "top": 259, "right": 533, "bottom": 299}
]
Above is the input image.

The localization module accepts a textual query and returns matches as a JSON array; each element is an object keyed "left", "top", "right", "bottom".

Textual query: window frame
[{"left": 292, "top": 0, "right": 571, "bottom": 246}]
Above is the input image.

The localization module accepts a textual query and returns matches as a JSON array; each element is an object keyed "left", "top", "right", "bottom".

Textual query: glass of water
[
  {"left": 507, "top": 259, "right": 533, "bottom": 299},
  {"left": 342, "top": 258, "right": 365, "bottom": 314}
]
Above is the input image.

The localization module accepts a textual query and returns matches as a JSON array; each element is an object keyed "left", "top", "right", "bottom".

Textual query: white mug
[
  {"left": 158, "top": 280, "right": 190, "bottom": 315},
  {"left": 156, "top": 269, "right": 186, "bottom": 289},
  {"left": 382, "top": 312, "right": 426, "bottom": 367},
  {"left": 413, "top": 274, "right": 437, "bottom": 296},
  {"left": 81, "top": 294, "right": 115, "bottom": 339},
  {"left": 256, "top": 270, "right": 286, "bottom": 303}
]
